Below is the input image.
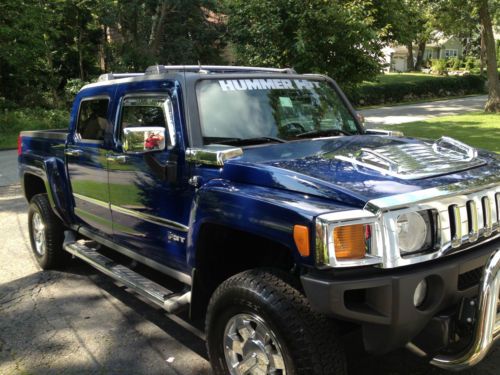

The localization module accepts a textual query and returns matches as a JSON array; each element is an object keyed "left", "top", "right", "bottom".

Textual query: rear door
[{"left": 66, "top": 92, "right": 114, "bottom": 235}]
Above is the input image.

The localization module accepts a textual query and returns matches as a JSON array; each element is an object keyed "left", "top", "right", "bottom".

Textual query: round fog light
[{"left": 413, "top": 279, "right": 428, "bottom": 307}]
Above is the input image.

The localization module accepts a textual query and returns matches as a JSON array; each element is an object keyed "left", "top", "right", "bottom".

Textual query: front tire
[
  {"left": 28, "top": 193, "right": 67, "bottom": 269},
  {"left": 206, "top": 268, "right": 347, "bottom": 375}
]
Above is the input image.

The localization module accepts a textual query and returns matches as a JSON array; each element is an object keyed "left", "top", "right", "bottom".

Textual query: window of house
[
  {"left": 77, "top": 98, "right": 109, "bottom": 141},
  {"left": 445, "top": 49, "right": 458, "bottom": 58}
]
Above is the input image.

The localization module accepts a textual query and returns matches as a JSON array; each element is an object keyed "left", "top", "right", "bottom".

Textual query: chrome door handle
[
  {"left": 65, "top": 149, "right": 83, "bottom": 157},
  {"left": 107, "top": 154, "right": 128, "bottom": 164}
]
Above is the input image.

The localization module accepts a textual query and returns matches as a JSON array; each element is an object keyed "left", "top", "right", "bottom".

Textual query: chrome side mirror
[{"left": 123, "top": 126, "right": 166, "bottom": 153}]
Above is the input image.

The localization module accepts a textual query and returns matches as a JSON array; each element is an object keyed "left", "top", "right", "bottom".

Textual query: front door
[
  {"left": 107, "top": 82, "right": 192, "bottom": 272},
  {"left": 67, "top": 92, "right": 114, "bottom": 235}
]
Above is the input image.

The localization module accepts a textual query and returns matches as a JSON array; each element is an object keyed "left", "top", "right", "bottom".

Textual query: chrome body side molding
[
  {"left": 72, "top": 193, "right": 189, "bottom": 232},
  {"left": 110, "top": 204, "right": 189, "bottom": 232}
]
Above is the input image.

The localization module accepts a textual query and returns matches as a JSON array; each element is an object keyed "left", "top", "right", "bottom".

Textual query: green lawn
[
  {"left": 375, "top": 112, "right": 500, "bottom": 153},
  {"left": 361, "top": 72, "right": 448, "bottom": 86}
]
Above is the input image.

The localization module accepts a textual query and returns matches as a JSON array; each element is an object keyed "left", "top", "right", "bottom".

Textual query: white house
[{"left": 383, "top": 32, "right": 465, "bottom": 72}]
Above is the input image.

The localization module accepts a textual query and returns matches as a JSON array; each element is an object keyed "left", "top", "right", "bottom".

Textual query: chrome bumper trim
[{"left": 431, "top": 248, "right": 500, "bottom": 370}]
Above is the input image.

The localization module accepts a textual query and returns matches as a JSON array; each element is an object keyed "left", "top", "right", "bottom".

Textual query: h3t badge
[{"left": 167, "top": 231, "right": 186, "bottom": 244}]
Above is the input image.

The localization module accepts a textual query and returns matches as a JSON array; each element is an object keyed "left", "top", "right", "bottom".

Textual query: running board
[{"left": 63, "top": 231, "right": 190, "bottom": 314}]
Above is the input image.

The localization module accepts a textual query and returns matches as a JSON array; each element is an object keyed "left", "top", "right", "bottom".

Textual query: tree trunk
[
  {"left": 149, "top": 1, "right": 173, "bottom": 58},
  {"left": 480, "top": 24, "right": 486, "bottom": 75},
  {"left": 415, "top": 39, "right": 427, "bottom": 71},
  {"left": 99, "top": 25, "right": 107, "bottom": 73},
  {"left": 406, "top": 43, "right": 414, "bottom": 71},
  {"left": 77, "top": 9, "right": 84, "bottom": 80},
  {"left": 478, "top": 0, "right": 500, "bottom": 112}
]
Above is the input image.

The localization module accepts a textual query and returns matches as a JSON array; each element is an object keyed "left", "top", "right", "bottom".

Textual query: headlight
[{"left": 397, "top": 210, "right": 435, "bottom": 255}]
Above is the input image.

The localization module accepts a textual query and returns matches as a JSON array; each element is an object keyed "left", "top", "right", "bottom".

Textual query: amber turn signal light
[
  {"left": 333, "top": 224, "right": 367, "bottom": 259},
  {"left": 293, "top": 225, "right": 310, "bottom": 257}
]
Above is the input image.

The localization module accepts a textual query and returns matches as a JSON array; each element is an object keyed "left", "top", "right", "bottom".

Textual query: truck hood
[{"left": 222, "top": 135, "right": 500, "bottom": 208}]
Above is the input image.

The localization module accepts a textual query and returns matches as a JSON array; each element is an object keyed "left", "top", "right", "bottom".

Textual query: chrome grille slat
[
  {"left": 449, "top": 204, "right": 463, "bottom": 248},
  {"left": 443, "top": 189, "right": 500, "bottom": 253},
  {"left": 483, "top": 196, "right": 493, "bottom": 237},
  {"left": 467, "top": 200, "right": 479, "bottom": 242}
]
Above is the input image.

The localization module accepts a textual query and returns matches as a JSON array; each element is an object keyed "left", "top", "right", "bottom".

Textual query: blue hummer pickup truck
[{"left": 19, "top": 65, "right": 500, "bottom": 374}]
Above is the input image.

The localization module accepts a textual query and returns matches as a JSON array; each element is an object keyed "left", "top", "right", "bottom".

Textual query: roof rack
[
  {"left": 97, "top": 73, "right": 144, "bottom": 82},
  {"left": 145, "top": 65, "right": 296, "bottom": 75}
]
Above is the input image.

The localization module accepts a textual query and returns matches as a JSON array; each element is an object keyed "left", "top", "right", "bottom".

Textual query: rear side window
[
  {"left": 77, "top": 98, "right": 109, "bottom": 141},
  {"left": 120, "top": 97, "right": 167, "bottom": 132},
  {"left": 119, "top": 96, "right": 175, "bottom": 146}
]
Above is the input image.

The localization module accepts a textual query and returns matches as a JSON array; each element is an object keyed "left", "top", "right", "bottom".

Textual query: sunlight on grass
[
  {"left": 362, "top": 73, "right": 448, "bottom": 86},
  {"left": 377, "top": 112, "right": 500, "bottom": 153}
]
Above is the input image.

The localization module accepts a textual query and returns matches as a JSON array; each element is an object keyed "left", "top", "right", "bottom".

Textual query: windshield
[{"left": 196, "top": 78, "right": 361, "bottom": 145}]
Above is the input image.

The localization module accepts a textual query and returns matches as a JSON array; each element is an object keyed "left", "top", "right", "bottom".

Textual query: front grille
[
  {"left": 445, "top": 191, "right": 500, "bottom": 250},
  {"left": 458, "top": 267, "right": 483, "bottom": 291}
]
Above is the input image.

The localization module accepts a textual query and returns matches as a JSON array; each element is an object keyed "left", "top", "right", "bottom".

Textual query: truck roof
[{"left": 81, "top": 65, "right": 297, "bottom": 90}]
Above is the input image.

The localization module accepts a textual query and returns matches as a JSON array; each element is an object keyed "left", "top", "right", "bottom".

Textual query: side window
[
  {"left": 120, "top": 96, "right": 175, "bottom": 145},
  {"left": 77, "top": 98, "right": 109, "bottom": 141}
]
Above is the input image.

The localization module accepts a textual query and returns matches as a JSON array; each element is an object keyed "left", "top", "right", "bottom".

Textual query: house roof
[{"left": 426, "top": 31, "right": 454, "bottom": 47}]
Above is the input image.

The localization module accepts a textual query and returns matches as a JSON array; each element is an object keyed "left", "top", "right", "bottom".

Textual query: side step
[{"left": 63, "top": 231, "right": 190, "bottom": 314}]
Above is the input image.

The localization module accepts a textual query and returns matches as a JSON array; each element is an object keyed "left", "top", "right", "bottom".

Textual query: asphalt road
[
  {"left": 0, "top": 150, "right": 18, "bottom": 187},
  {"left": 359, "top": 95, "right": 488, "bottom": 126}
]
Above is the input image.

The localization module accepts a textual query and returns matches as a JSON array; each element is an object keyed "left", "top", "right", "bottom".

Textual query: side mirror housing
[{"left": 123, "top": 126, "right": 166, "bottom": 154}]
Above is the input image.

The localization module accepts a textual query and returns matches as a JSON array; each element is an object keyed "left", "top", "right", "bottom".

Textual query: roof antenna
[{"left": 198, "top": 60, "right": 202, "bottom": 72}]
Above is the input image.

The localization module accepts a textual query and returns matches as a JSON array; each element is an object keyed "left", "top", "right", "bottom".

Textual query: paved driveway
[{"left": 359, "top": 95, "right": 487, "bottom": 126}]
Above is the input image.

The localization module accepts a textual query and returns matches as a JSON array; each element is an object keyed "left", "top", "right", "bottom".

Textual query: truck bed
[
  {"left": 19, "top": 129, "right": 68, "bottom": 159},
  {"left": 20, "top": 129, "right": 68, "bottom": 140}
]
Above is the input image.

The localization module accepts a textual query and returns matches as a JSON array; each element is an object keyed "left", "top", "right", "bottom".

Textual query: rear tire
[
  {"left": 206, "top": 268, "right": 347, "bottom": 375},
  {"left": 28, "top": 193, "right": 67, "bottom": 269}
]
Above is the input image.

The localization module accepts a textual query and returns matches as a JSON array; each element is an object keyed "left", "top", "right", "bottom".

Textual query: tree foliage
[
  {"left": 223, "top": 0, "right": 386, "bottom": 85},
  {"left": 0, "top": 0, "right": 498, "bottom": 112},
  {"left": 0, "top": 0, "right": 225, "bottom": 107}
]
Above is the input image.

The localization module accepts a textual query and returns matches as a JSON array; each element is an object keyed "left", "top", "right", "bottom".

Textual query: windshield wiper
[
  {"left": 294, "top": 128, "right": 353, "bottom": 139},
  {"left": 220, "top": 136, "right": 286, "bottom": 146}
]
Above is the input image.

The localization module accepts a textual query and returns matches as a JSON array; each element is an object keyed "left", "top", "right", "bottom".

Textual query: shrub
[
  {"left": 0, "top": 108, "right": 68, "bottom": 149},
  {"left": 431, "top": 59, "right": 448, "bottom": 75},
  {"left": 345, "top": 75, "right": 486, "bottom": 107},
  {"left": 451, "top": 57, "right": 462, "bottom": 70},
  {"left": 465, "top": 56, "right": 477, "bottom": 71}
]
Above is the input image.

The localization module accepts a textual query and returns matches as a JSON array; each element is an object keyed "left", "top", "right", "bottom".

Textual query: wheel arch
[
  {"left": 187, "top": 182, "right": 319, "bottom": 320},
  {"left": 21, "top": 157, "right": 74, "bottom": 225}
]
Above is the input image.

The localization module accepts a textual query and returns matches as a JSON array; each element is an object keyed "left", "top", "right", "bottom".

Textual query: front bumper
[
  {"left": 431, "top": 248, "right": 500, "bottom": 370},
  {"left": 301, "top": 237, "right": 500, "bottom": 363}
]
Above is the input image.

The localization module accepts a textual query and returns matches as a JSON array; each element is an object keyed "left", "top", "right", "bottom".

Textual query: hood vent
[{"left": 336, "top": 137, "right": 485, "bottom": 180}]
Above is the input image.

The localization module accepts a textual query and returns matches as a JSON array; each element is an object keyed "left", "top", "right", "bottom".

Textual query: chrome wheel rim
[
  {"left": 32, "top": 212, "right": 46, "bottom": 256},
  {"left": 223, "top": 313, "right": 287, "bottom": 375}
]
